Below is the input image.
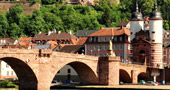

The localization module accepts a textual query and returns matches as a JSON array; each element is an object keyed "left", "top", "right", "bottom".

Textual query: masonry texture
[
  {"left": 0, "top": 2, "right": 40, "bottom": 15},
  {"left": 0, "top": 49, "right": 147, "bottom": 90}
]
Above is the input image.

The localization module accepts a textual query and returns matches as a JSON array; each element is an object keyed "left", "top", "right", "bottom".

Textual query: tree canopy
[{"left": 0, "top": 0, "right": 170, "bottom": 39}]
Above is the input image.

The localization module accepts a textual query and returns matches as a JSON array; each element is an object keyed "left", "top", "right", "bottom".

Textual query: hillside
[{"left": 0, "top": 0, "right": 169, "bottom": 39}]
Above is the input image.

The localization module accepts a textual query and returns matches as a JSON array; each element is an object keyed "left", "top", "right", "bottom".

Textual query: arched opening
[
  {"left": 51, "top": 61, "right": 98, "bottom": 88},
  {"left": 119, "top": 69, "right": 131, "bottom": 83},
  {"left": 138, "top": 72, "right": 151, "bottom": 82},
  {"left": 0, "top": 57, "right": 38, "bottom": 89},
  {"left": 139, "top": 50, "right": 146, "bottom": 65}
]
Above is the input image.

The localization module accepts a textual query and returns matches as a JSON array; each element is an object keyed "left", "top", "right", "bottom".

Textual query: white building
[{"left": 0, "top": 61, "right": 17, "bottom": 80}]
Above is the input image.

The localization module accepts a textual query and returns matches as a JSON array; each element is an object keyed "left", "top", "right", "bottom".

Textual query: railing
[{"left": 120, "top": 60, "right": 146, "bottom": 66}]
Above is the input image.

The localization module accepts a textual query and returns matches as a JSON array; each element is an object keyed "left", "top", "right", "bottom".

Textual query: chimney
[
  {"left": 68, "top": 31, "right": 72, "bottom": 34},
  {"left": 58, "top": 31, "right": 61, "bottom": 34},
  {"left": 38, "top": 31, "right": 42, "bottom": 34},
  {"left": 48, "top": 31, "right": 52, "bottom": 36},
  {"left": 53, "top": 29, "right": 57, "bottom": 33}
]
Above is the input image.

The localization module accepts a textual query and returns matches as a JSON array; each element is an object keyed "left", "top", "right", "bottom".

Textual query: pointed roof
[
  {"left": 88, "top": 27, "right": 130, "bottom": 37},
  {"left": 150, "top": 0, "right": 162, "bottom": 19},
  {"left": 131, "top": 0, "right": 143, "bottom": 20}
]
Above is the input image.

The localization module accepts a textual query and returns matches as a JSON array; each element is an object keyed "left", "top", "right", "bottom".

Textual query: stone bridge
[
  {"left": 120, "top": 63, "right": 147, "bottom": 84},
  {"left": 0, "top": 49, "right": 147, "bottom": 90}
]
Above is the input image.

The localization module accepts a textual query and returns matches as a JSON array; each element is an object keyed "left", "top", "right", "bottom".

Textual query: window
[
  {"left": 131, "top": 32, "right": 133, "bottom": 35},
  {"left": 68, "top": 69, "right": 71, "bottom": 73},
  {"left": 88, "top": 45, "right": 91, "bottom": 51},
  {"left": 11, "top": 71, "right": 13, "bottom": 75},
  {"left": 94, "top": 37, "right": 97, "bottom": 42},
  {"left": 163, "top": 57, "right": 167, "bottom": 64},
  {"left": 93, "top": 46, "right": 96, "bottom": 51},
  {"left": 120, "top": 37, "right": 123, "bottom": 41},
  {"left": 103, "top": 45, "right": 106, "bottom": 50},
  {"left": 99, "top": 45, "right": 102, "bottom": 50},
  {"left": 88, "top": 37, "right": 92, "bottom": 42},
  {"left": 6, "top": 64, "right": 9, "bottom": 68},
  {"left": 114, "top": 37, "right": 117, "bottom": 42},
  {"left": 152, "top": 40, "right": 155, "bottom": 42},
  {"left": 152, "top": 31, "right": 155, "bottom": 33},
  {"left": 119, "top": 45, "right": 123, "bottom": 50},
  {"left": 114, "top": 45, "right": 117, "bottom": 50},
  {"left": 98, "top": 37, "right": 101, "bottom": 42},
  {"left": 115, "top": 45, "right": 119, "bottom": 50},
  {"left": 57, "top": 70, "right": 60, "bottom": 74},
  {"left": 164, "top": 50, "right": 166, "bottom": 55},
  {"left": 7, "top": 71, "right": 9, "bottom": 76},
  {"left": 104, "top": 37, "right": 107, "bottom": 42}
]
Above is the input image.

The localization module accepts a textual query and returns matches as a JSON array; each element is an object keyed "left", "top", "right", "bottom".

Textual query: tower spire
[
  {"left": 136, "top": 0, "right": 139, "bottom": 12},
  {"left": 154, "top": 0, "right": 158, "bottom": 11}
]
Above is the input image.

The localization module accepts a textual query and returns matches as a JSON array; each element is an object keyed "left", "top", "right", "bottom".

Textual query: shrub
[{"left": 0, "top": 80, "right": 18, "bottom": 88}]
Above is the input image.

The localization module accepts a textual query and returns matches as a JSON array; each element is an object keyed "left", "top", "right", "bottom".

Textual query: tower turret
[
  {"left": 149, "top": 0, "right": 163, "bottom": 68},
  {"left": 130, "top": 0, "right": 144, "bottom": 41}
]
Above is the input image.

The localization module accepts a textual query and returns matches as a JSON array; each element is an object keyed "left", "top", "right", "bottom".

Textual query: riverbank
[{"left": 51, "top": 84, "right": 170, "bottom": 90}]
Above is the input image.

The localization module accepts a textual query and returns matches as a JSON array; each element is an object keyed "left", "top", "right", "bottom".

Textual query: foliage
[
  {"left": 0, "top": 0, "right": 170, "bottom": 39},
  {"left": 0, "top": 80, "right": 18, "bottom": 88}
]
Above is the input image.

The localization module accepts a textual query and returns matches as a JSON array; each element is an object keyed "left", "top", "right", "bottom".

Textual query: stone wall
[{"left": 0, "top": 2, "right": 40, "bottom": 15}]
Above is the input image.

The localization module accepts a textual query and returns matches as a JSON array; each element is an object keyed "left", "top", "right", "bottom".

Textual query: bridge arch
[
  {"left": 0, "top": 57, "right": 38, "bottom": 90},
  {"left": 119, "top": 69, "right": 131, "bottom": 83},
  {"left": 51, "top": 61, "right": 99, "bottom": 85},
  {"left": 138, "top": 72, "right": 151, "bottom": 82}
]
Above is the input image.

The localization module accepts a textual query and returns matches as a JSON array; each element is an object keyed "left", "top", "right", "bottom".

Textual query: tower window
[{"left": 68, "top": 69, "right": 71, "bottom": 73}]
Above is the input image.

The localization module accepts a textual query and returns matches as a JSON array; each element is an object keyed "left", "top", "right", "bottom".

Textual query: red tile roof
[
  {"left": 89, "top": 27, "right": 130, "bottom": 37},
  {"left": 76, "top": 37, "right": 88, "bottom": 45},
  {"left": 18, "top": 37, "right": 32, "bottom": 45},
  {"left": 32, "top": 32, "right": 78, "bottom": 41}
]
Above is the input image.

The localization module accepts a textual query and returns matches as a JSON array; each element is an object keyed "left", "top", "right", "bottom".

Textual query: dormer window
[
  {"left": 98, "top": 37, "right": 101, "bottom": 42},
  {"left": 114, "top": 37, "right": 117, "bottom": 42},
  {"left": 88, "top": 37, "right": 92, "bottom": 42},
  {"left": 104, "top": 37, "right": 107, "bottom": 42},
  {"left": 120, "top": 36, "right": 122, "bottom": 41}
]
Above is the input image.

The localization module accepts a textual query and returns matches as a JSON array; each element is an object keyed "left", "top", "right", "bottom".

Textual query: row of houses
[
  {"left": 0, "top": 24, "right": 131, "bottom": 81},
  {"left": 1, "top": 16, "right": 170, "bottom": 82}
]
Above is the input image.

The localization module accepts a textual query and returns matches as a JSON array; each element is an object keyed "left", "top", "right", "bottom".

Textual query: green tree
[
  {"left": 6, "top": 4, "right": 24, "bottom": 25},
  {"left": 163, "top": 20, "right": 170, "bottom": 31},
  {"left": 9, "top": 23, "right": 21, "bottom": 39},
  {"left": 0, "top": 14, "right": 9, "bottom": 38},
  {"left": 27, "top": 10, "right": 45, "bottom": 36},
  {"left": 41, "top": 0, "right": 56, "bottom": 4}
]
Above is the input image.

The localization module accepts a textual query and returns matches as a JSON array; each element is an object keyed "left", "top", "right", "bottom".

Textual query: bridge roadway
[{"left": 0, "top": 49, "right": 147, "bottom": 90}]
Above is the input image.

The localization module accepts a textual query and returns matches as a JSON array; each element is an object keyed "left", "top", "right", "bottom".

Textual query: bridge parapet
[
  {"left": 0, "top": 49, "right": 39, "bottom": 54},
  {"left": 120, "top": 63, "right": 147, "bottom": 68},
  {"left": 52, "top": 52, "right": 99, "bottom": 61}
]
